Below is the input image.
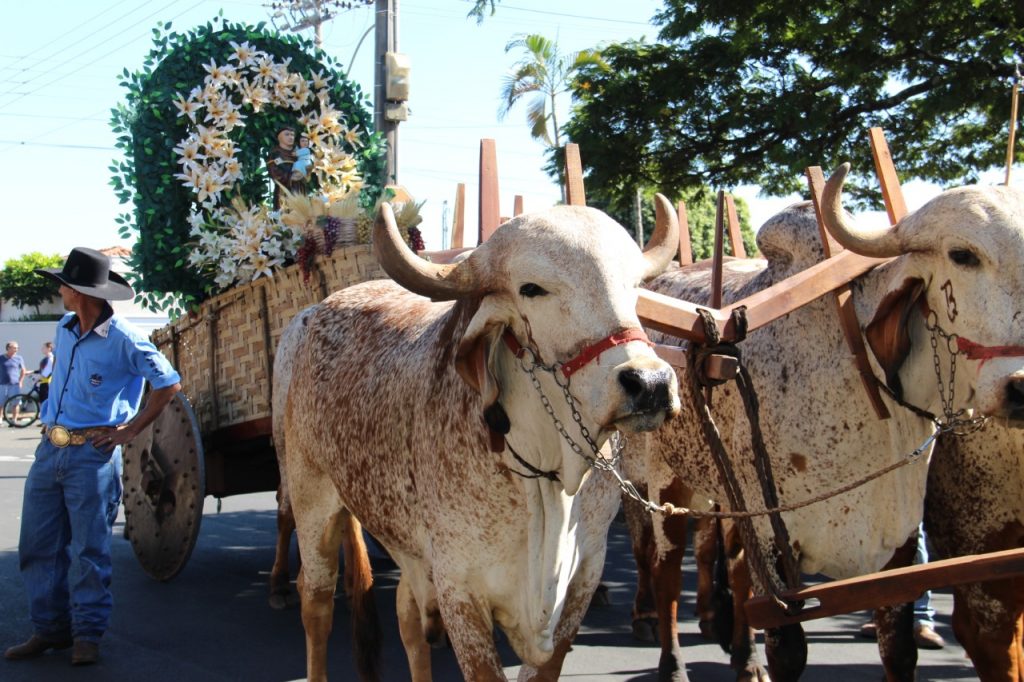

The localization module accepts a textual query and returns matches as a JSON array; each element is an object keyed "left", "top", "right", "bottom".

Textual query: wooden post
[
  {"left": 711, "top": 191, "right": 726, "bottom": 309},
  {"left": 633, "top": 189, "right": 643, "bottom": 246},
  {"left": 513, "top": 195, "right": 524, "bottom": 216},
  {"left": 746, "top": 547, "right": 1024, "bottom": 629},
  {"left": 1007, "top": 79, "right": 1021, "bottom": 185},
  {"left": 806, "top": 165, "right": 890, "bottom": 420},
  {"left": 258, "top": 284, "right": 273, "bottom": 409},
  {"left": 868, "top": 127, "right": 907, "bottom": 223},
  {"left": 479, "top": 139, "right": 500, "bottom": 244},
  {"left": 451, "top": 183, "right": 465, "bottom": 248},
  {"left": 564, "top": 142, "right": 586, "bottom": 206},
  {"left": 677, "top": 201, "right": 693, "bottom": 266},
  {"left": 724, "top": 194, "right": 746, "bottom": 258}
]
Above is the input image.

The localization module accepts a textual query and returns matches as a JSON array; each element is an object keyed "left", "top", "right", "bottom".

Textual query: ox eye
[
  {"left": 519, "top": 283, "right": 548, "bottom": 298},
  {"left": 948, "top": 248, "right": 980, "bottom": 267}
]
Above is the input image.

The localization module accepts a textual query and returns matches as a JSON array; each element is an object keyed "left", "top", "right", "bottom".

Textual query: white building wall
[{"left": 0, "top": 251, "right": 169, "bottom": 337}]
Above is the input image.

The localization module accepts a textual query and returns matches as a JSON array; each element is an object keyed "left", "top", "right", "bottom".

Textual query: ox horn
[
  {"left": 821, "top": 163, "right": 903, "bottom": 258},
  {"left": 641, "top": 193, "right": 681, "bottom": 279},
  {"left": 373, "top": 202, "right": 479, "bottom": 300}
]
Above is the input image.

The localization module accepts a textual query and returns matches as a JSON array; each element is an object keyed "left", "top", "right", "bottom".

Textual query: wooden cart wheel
[{"left": 122, "top": 392, "right": 206, "bottom": 582}]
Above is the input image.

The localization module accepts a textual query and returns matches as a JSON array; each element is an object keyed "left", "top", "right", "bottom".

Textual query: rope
[
  {"left": 656, "top": 429, "right": 935, "bottom": 520},
  {"left": 736, "top": 362, "right": 801, "bottom": 590},
  {"left": 681, "top": 345, "right": 790, "bottom": 609}
]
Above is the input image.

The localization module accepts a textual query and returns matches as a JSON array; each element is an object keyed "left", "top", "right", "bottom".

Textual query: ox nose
[
  {"left": 1006, "top": 378, "right": 1024, "bottom": 415},
  {"left": 618, "top": 366, "right": 674, "bottom": 412}
]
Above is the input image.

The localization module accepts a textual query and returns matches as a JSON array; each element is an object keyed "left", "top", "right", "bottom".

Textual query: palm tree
[{"left": 499, "top": 34, "right": 606, "bottom": 198}]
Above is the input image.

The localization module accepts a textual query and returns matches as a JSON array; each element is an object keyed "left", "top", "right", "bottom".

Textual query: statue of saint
[{"left": 266, "top": 126, "right": 307, "bottom": 208}]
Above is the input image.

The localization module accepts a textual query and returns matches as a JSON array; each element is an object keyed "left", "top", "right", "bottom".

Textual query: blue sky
[{"left": 0, "top": 0, "right": 941, "bottom": 267}]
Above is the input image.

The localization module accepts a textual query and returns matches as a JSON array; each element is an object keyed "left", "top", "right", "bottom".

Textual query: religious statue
[{"left": 266, "top": 126, "right": 308, "bottom": 208}]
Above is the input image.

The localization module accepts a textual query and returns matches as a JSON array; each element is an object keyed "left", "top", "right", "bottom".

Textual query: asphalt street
[{"left": 0, "top": 424, "right": 979, "bottom": 681}]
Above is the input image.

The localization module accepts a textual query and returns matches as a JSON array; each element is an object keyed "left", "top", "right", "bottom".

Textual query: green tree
[
  {"left": 500, "top": 34, "right": 606, "bottom": 198},
  {"left": 587, "top": 187, "right": 757, "bottom": 261},
  {"left": 563, "top": 0, "right": 1024, "bottom": 203},
  {"left": 468, "top": 0, "right": 498, "bottom": 23},
  {"left": 0, "top": 253, "right": 64, "bottom": 316}
]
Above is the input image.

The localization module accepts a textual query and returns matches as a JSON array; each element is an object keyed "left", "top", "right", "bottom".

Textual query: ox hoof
[
  {"left": 698, "top": 618, "right": 714, "bottom": 640},
  {"left": 657, "top": 653, "right": 688, "bottom": 682},
  {"left": 268, "top": 589, "right": 299, "bottom": 610},
  {"left": 590, "top": 584, "right": 610, "bottom": 608},
  {"left": 631, "top": 616, "right": 659, "bottom": 644}
]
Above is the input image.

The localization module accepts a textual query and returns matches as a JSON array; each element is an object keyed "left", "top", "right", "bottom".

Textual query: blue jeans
[
  {"left": 914, "top": 523, "right": 935, "bottom": 627},
  {"left": 18, "top": 436, "right": 123, "bottom": 642}
]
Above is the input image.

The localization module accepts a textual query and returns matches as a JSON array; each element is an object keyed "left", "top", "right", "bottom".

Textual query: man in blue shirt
[
  {"left": 4, "top": 247, "right": 181, "bottom": 667},
  {"left": 1, "top": 340, "right": 27, "bottom": 423}
]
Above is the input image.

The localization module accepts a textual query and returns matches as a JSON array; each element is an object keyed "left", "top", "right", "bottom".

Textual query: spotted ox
[
  {"left": 277, "top": 199, "right": 681, "bottom": 681},
  {"left": 623, "top": 164, "right": 1024, "bottom": 682},
  {"left": 921, "top": 426, "right": 1024, "bottom": 681}
]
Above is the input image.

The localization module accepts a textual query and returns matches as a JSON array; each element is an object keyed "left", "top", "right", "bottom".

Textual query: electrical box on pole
[{"left": 385, "top": 51, "right": 410, "bottom": 101}]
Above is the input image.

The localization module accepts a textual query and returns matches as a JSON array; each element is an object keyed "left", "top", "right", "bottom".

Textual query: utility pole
[
  {"left": 268, "top": 1, "right": 373, "bottom": 48},
  {"left": 269, "top": 0, "right": 402, "bottom": 186},
  {"left": 375, "top": 0, "right": 399, "bottom": 183}
]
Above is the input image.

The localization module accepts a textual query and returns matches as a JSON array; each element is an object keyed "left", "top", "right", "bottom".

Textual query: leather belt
[{"left": 42, "top": 425, "right": 111, "bottom": 448}]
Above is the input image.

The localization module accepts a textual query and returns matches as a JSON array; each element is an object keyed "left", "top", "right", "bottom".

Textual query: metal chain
[
  {"left": 513, "top": 318, "right": 984, "bottom": 520},
  {"left": 517, "top": 349, "right": 626, "bottom": 470},
  {"left": 924, "top": 311, "right": 989, "bottom": 435}
]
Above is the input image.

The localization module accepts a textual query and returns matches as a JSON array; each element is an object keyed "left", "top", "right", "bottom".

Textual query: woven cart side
[{"left": 151, "top": 244, "right": 386, "bottom": 436}]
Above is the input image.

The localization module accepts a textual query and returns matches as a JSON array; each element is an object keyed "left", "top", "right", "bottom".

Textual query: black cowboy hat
[{"left": 35, "top": 247, "right": 134, "bottom": 301}]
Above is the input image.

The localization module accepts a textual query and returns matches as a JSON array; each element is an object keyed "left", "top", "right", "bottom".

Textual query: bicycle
[{"left": 3, "top": 373, "right": 47, "bottom": 429}]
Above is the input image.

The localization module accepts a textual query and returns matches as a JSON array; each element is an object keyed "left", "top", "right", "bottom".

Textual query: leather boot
[
  {"left": 4, "top": 635, "right": 73, "bottom": 660},
  {"left": 70, "top": 639, "right": 100, "bottom": 666}
]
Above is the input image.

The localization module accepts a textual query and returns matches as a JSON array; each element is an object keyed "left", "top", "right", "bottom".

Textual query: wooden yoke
[
  {"left": 806, "top": 167, "right": 891, "bottom": 419},
  {"left": 555, "top": 144, "right": 887, "bottom": 346}
]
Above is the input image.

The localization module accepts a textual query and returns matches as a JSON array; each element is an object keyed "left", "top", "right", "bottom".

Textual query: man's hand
[
  {"left": 90, "top": 383, "right": 182, "bottom": 453},
  {"left": 92, "top": 424, "right": 140, "bottom": 452}
]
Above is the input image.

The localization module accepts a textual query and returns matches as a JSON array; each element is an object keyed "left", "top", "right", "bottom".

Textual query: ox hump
[{"left": 755, "top": 201, "right": 828, "bottom": 274}]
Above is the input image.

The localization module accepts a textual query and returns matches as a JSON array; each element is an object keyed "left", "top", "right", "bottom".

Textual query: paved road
[{"left": 0, "top": 425, "right": 978, "bottom": 680}]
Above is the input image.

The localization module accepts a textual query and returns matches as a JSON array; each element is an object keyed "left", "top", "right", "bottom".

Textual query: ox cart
[{"left": 122, "top": 243, "right": 388, "bottom": 580}]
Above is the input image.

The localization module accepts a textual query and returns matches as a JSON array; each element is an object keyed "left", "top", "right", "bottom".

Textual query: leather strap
[{"left": 503, "top": 328, "right": 653, "bottom": 378}]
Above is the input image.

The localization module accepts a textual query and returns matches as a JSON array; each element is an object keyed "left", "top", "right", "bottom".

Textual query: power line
[
  {"left": 0, "top": 0, "right": 193, "bottom": 107},
  {"left": 466, "top": 0, "right": 652, "bottom": 25},
  {"left": 0, "top": 139, "right": 116, "bottom": 150},
  {"left": 0, "top": 112, "right": 108, "bottom": 122},
  {"left": 1, "top": 0, "right": 139, "bottom": 72}
]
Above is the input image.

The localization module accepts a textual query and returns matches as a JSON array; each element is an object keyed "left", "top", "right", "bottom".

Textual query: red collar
[
  {"left": 503, "top": 328, "right": 653, "bottom": 378},
  {"left": 955, "top": 336, "right": 1024, "bottom": 361}
]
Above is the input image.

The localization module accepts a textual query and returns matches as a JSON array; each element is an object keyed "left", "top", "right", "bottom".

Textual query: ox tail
[
  {"left": 345, "top": 513, "right": 382, "bottom": 682},
  {"left": 710, "top": 514, "right": 735, "bottom": 654}
]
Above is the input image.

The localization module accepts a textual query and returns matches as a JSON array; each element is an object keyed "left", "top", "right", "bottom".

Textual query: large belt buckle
[{"left": 48, "top": 425, "right": 72, "bottom": 448}]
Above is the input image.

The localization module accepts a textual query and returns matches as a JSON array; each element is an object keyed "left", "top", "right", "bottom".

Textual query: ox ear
[
  {"left": 455, "top": 309, "right": 507, "bottom": 452},
  {"left": 865, "top": 277, "right": 926, "bottom": 399}
]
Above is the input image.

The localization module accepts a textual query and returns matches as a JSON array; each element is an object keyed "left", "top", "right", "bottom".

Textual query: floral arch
[{"left": 111, "top": 18, "right": 387, "bottom": 314}]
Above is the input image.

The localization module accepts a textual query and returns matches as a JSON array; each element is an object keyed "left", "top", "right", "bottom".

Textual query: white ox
[
  {"left": 623, "top": 164, "right": 1024, "bottom": 682},
  {"left": 276, "top": 199, "right": 682, "bottom": 681}
]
